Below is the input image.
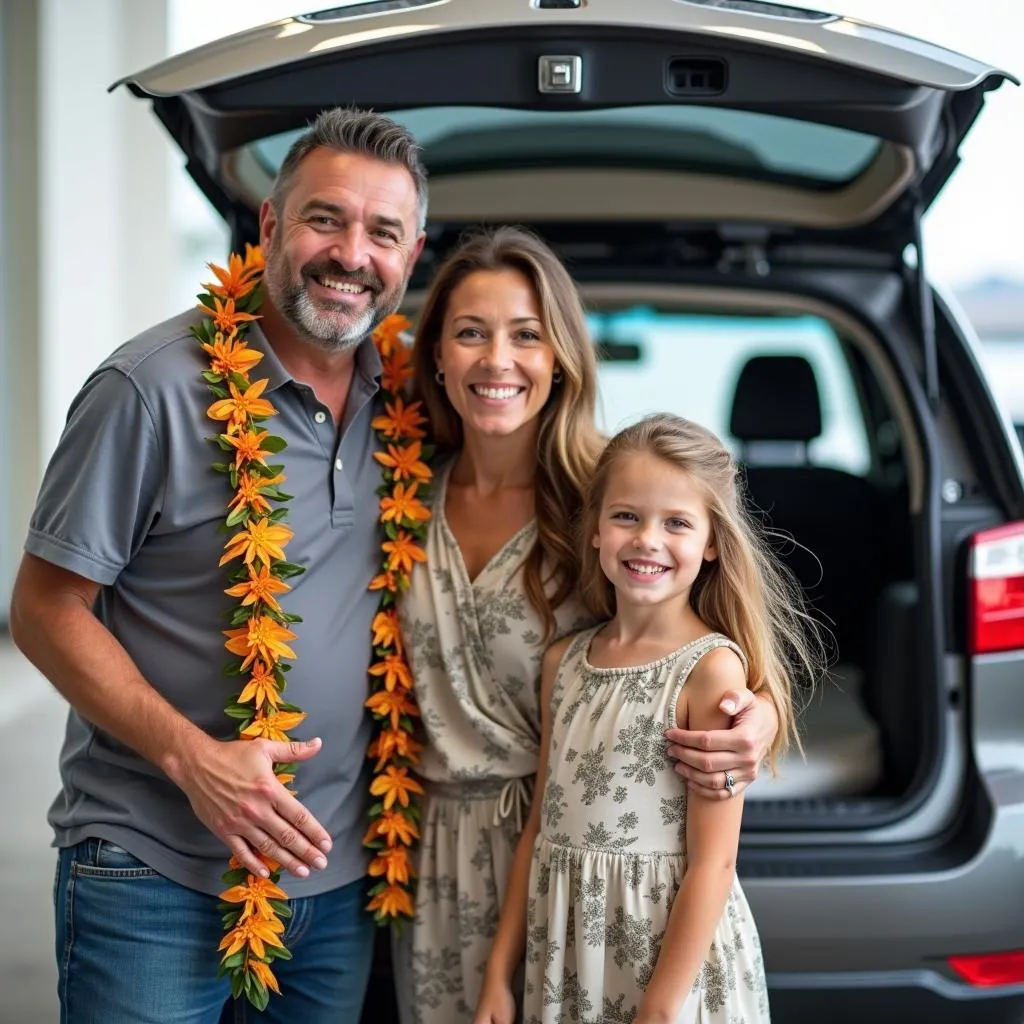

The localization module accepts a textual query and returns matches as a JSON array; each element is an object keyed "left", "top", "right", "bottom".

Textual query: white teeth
[
  {"left": 625, "top": 561, "right": 667, "bottom": 575},
  {"left": 319, "top": 277, "right": 365, "bottom": 294},
  {"left": 472, "top": 385, "right": 522, "bottom": 400}
]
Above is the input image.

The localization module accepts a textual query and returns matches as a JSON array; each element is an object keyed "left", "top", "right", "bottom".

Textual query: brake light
[
  {"left": 948, "top": 950, "right": 1024, "bottom": 987},
  {"left": 969, "top": 521, "right": 1024, "bottom": 654}
]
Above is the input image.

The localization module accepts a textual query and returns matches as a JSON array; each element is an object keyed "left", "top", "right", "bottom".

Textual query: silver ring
[{"left": 724, "top": 771, "right": 736, "bottom": 796}]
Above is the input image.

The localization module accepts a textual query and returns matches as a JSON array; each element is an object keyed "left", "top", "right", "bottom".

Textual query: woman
[{"left": 392, "top": 227, "right": 776, "bottom": 1024}]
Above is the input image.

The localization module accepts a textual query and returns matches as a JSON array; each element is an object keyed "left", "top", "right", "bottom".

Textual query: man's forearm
[{"left": 11, "top": 578, "right": 211, "bottom": 782}]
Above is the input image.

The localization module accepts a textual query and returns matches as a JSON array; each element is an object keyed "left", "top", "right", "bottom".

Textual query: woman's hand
[
  {"left": 664, "top": 688, "right": 779, "bottom": 799},
  {"left": 471, "top": 977, "right": 517, "bottom": 1024}
]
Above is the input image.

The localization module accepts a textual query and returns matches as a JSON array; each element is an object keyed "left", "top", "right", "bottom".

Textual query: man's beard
[{"left": 266, "top": 252, "right": 404, "bottom": 353}]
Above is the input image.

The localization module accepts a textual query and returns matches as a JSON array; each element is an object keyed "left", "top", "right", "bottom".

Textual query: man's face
[{"left": 259, "top": 148, "right": 425, "bottom": 352}]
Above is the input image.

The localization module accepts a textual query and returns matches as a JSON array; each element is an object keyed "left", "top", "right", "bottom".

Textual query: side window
[{"left": 588, "top": 308, "right": 871, "bottom": 475}]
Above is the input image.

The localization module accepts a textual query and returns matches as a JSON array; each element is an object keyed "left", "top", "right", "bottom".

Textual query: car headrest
[{"left": 729, "top": 355, "right": 822, "bottom": 443}]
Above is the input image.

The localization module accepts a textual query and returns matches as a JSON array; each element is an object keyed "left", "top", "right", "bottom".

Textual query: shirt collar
[{"left": 246, "top": 321, "right": 383, "bottom": 394}]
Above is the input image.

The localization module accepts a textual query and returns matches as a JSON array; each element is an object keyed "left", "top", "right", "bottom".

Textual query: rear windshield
[
  {"left": 587, "top": 307, "right": 871, "bottom": 474},
  {"left": 250, "top": 105, "right": 881, "bottom": 188}
]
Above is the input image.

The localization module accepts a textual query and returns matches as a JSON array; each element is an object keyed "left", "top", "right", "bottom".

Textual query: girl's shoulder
[{"left": 684, "top": 635, "right": 748, "bottom": 693}]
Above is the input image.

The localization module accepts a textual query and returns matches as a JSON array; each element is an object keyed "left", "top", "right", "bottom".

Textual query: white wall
[{"left": 0, "top": 0, "right": 177, "bottom": 617}]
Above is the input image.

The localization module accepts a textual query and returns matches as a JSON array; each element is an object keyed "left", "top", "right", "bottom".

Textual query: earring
[
  {"left": 552, "top": 368, "right": 563, "bottom": 384},
  {"left": 435, "top": 370, "right": 445, "bottom": 385}
]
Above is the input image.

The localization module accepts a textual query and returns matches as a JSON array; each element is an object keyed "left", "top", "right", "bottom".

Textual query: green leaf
[
  {"left": 272, "top": 562, "right": 306, "bottom": 579},
  {"left": 261, "top": 435, "right": 288, "bottom": 454},
  {"left": 224, "top": 703, "right": 255, "bottom": 721},
  {"left": 211, "top": 462, "right": 232, "bottom": 475},
  {"left": 277, "top": 701, "right": 303, "bottom": 714},
  {"left": 268, "top": 898, "right": 293, "bottom": 919},
  {"left": 229, "top": 607, "right": 254, "bottom": 627},
  {"left": 225, "top": 505, "right": 249, "bottom": 528},
  {"left": 229, "top": 372, "right": 250, "bottom": 391},
  {"left": 265, "top": 942, "right": 293, "bottom": 962},
  {"left": 384, "top": 521, "right": 398, "bottom": 541},
  {"left": 267, "top": 507, "right": 289, "bottom": 523},
  {"left": 221, "top": 910, "right": 243, "bottom": 930},
  {"left": 230, "top": 969, "right": 245, "bottom": 1000},
  {"left": 368, "top": 801, "right": 385, "bottom": 817},
  {"left": 221, "top": 950, "right": 245, "bottom": 971},
  {"left": 248, "top": 974, "right": 270, "bottom": 1012},
  {"left": 222, "top": 661, "right": 243, "bottom": 677},
  {"left": 202, "top": 370, "right": 225, "bottom": 385},
  {"left": 207, "top": 384, "right": 229, "bottom": 400},
  {"left": 259, "top": 487, "right": 292, "bottom": 502},
  {"left": 209, "top": 434, "right": 234, "bottom": 452},
  {"left": 274, "top": 762, "right": 298, "bottom": 776},
  {"left": 220, "top": 867, "right": 250, "bottom": 887},
  {"left": 265, "top": 464, "right": 285, "bottom": 477},
  {"left": 197, "top": 294, "right": 216, "bottom": 312},
  {"left": 280, "top": 613, "right": 303, "bottom": 624},
  {"left": 367, "top": 880, "right": 388, "bottom": 897}
]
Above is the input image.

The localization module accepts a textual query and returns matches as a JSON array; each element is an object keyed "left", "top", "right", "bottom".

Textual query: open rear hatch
[{"left": 115, "top": 0, "right": 1015, "bottom": 844}]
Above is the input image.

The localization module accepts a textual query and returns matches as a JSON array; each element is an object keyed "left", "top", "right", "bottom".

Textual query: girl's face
[
  {"left": 593, "top": 451, "right": 718, "bottom": 609},
  {"left": 434, "top": 268, "right": 558, "bottom": 443}
]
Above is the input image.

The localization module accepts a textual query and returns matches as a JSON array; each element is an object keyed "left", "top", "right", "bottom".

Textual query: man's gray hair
[{"left": 271, "top": 106, "right": 429, "bottom": 230}]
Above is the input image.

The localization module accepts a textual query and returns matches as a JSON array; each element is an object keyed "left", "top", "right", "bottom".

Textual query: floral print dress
[
  {"left": 393, "top": 464, "right": 593, "bottom": 1024},
  {"left": 524, "top": 627, "right": 771, "bottom": 1024}
]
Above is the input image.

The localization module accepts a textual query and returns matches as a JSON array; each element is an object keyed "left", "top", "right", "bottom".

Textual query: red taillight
[
  {"left": 969, "top": 521, "right": 1024, "bottom": 655},
  {"left": 948, "top": 950, "right": 1024, "bottom": 987}
]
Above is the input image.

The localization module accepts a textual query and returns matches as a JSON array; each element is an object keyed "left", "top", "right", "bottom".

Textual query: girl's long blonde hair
[
  {"left": 412, "top": 226, "right": 605, "bottom": 638},
  {"left": 579, "top": 413, "right": 825, "bottom": 763}
]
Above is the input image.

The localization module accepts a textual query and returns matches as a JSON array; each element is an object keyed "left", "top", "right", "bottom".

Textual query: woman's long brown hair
[{"left": 411, "top": 226, "right": 605, "bottom": 638}]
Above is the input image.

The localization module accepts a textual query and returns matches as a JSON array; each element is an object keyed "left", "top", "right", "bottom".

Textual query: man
[{"left": 10, "top": 106, "right": 775, "bottom": 1023}]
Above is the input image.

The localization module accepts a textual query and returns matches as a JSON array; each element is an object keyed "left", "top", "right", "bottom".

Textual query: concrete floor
[{"left": 0, "top": 635, "right": 66, "bottom": 1024}]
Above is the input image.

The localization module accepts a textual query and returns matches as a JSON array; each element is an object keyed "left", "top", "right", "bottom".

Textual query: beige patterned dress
[
  {"left": 393, "top": 464, "right": 593, "bottom": 1024},
  {"left": 524, "top": 627, "right": 771, "bottom": 1024}
]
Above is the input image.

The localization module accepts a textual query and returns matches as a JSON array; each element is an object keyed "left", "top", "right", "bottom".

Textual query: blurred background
[{"left": 0, "top": 1, "right": 1022, "bottom": 1020}]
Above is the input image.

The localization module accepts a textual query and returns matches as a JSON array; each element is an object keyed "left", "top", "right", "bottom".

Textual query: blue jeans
[{"left": 54, "top": 838, "right": 375, "bottom": 1024}]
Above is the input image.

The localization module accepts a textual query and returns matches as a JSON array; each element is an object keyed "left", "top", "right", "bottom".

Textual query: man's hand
[
  {"left": 664, "top": 689, "right": 778, "bottom": 800},
  {"left": 171, "top": 736, "right": 332, "bottom": 878}
]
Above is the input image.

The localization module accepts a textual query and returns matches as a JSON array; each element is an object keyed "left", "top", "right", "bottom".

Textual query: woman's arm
[
  {"left": 637, "top": 647, "right": 749, "bottom": 1024},
  {"left": 473, "top": 635, "right": 571, "bottom": 1024}
]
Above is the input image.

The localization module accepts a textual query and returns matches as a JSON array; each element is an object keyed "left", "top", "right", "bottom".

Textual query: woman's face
[{"left": 434, "top": 268, "right": 559, "bottom": 443}]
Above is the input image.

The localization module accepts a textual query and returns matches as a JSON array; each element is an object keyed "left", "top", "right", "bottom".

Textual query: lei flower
[{"left": 193, "top": 247, "right": 429, "bottom": 1009}]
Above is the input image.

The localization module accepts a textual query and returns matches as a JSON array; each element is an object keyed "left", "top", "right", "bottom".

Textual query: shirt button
[
  {"left": 314, "top": 410, "right": 327, "bottom": 424},
  {"left": 334, "top": 459, "right": 344, "bottom": 472}
]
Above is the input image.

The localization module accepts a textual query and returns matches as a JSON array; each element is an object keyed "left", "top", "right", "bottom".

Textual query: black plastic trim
[{"left": 767, "top": 970, "right": 1024, "bottom": 1024}]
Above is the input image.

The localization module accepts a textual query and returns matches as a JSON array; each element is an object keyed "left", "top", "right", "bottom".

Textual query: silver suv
[{"left": 116, "top": 1, "right": 1024, "bottom": 1020}]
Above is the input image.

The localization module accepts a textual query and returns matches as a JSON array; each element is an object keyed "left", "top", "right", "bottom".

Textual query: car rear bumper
[{"left": 769, "top": 971, "right": 1024, "bottom": 1023}]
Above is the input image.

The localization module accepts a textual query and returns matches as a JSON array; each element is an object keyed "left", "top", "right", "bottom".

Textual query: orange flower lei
[
  {"left": 364, "top": 314, "right": 431, "bottom": 922},
  {"left": 192, "top": 246, "right": 430, "bottom": 1008}
]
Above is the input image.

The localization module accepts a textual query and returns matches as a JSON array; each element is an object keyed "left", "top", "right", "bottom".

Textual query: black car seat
[{"left": 729, "top": 354, "right": 882, "bottom": 670}]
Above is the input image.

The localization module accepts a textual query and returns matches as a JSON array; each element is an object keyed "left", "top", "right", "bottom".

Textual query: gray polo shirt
[{"left": 27, "top": 309, "right": 384, "bottom": 897}]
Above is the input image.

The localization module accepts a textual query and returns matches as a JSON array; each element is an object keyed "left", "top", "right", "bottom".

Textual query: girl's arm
[
  {"left": 637, "top": 646, "right": 749, "bottom": 1024},
  {"left": 473, "top": 635, "right": 572, "bottom": 1024}
]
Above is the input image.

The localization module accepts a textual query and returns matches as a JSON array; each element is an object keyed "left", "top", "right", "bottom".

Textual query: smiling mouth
[
  {"left": 470, "top": 384, "right": 526, "bottom": 400},
  {"left": 313, "top": 275, "right": 371, "bottom": 298},
  {"left": 623, "top": 560, "right": 669, "bottom": 576}
]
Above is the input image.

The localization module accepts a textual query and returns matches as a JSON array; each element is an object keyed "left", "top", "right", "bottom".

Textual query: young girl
[{"left": 474, "top": 413, "right": 821, "bottom": 1024}]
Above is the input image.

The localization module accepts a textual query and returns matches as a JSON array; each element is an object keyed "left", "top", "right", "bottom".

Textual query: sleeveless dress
[
  {"left": 524, "top": 627, "right": 771, "bottom": 1024},
  {"left": 393, "top": 464, "right": 594, "bottom": 1024}
]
